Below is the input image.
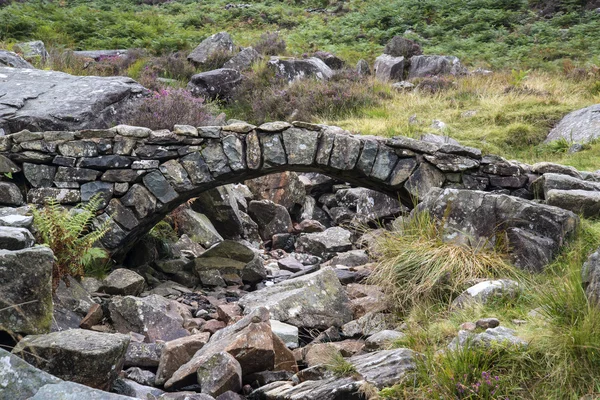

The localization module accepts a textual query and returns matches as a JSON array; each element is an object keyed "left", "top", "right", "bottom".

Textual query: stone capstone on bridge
[{"left": 0, "top": 120, "right": 591, "bottom": 257}]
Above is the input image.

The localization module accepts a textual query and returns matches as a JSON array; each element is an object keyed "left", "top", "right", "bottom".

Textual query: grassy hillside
[{"left": 1, "top": 0, "right": 599, "bottom": 68}]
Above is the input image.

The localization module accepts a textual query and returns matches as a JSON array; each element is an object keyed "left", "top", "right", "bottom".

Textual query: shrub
[
  {"left": 368, "top": 210, "right": 520, "bottom": 313},
  {"left": 123, "top": 88, "right": 214, "bottom": 130},
  {"left": 253, "top": 31, "right": 286, "bottom": 56},
  {"left": 32, "top": 196, "right": 110, "bottom": 291},
  {"left": 228, "top": 65, "right": 389, "bottom": 124}
]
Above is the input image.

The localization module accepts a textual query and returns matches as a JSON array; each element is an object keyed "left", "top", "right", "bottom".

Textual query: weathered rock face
[
  {"left": 12, "top": 329, "right": 130, "bottom": 391},
  {"left": 545, "top": 103, "right": 600, "bottom": 144},
  {"left": 0, "top": 67, "right": 148, "bottom": 133},
  {"left": 98, "top": 268, "right": 145, "bottom": 296},
  {"left": 165, "top": 307, "right": 295, "bottom": 390},
  {"left": 0, "top": 247, "right": 54, "bottom": 335},
  {"left": 295, "top": 227, "right": 353, "bottom": 259},
  {"left": 374, "top": 54, "right": 405, "bottom": 81},
  {"left": 0, "top": 182, "right": 24, "bottom": 206},
  {"left": 335, "top": 187, "right": 405, "bottom": 225},
  {"left": 0, "top": 50, "right": 34, "bottom": 68},
  {"left": 246, "top": 171, "right": 306, "bottom": 212},
  {"left": 176, "top": 207, "right": 223, "bottom": 248},
  {"left": 452, "top": 279, "right": 521, "bottom": 308},
  {"left": 0, "top": 347, "right": 62, "bottom": 400},
  {"left": 187, "top": 32, "right": 235, "bottom": 66},
  {"left": 449, "top": 327, "right": 527, "bottom": 350},
  {"left": 418, "top": 188, "right": 579, "bottom": 271},
  {"left": 239, "top": 267, "right": 353, "bottom": 329},
  {"left": 248, "top": 200, "right": 293, "bottom": 241},
  {"left": 268, "top": 57, "right": 334, "bottom": 82},
  {"left": 407, "top": 55, "right": 467, "bottom": 79},
  {"left": 155, "top": 333, "right": 211, "bottom": 386},
  {"left": 384, "top": 36, "right": 422, "bottom": 58},
  {"left": 194, "top": 240, "right": 266, "bottom": 284},
  {"left": 187, "top": 68, "right": 243, "bottom": 100},
  {"left": 196, "top": 352, "right": 242, "bottom": 397},
  {"left": 223, "top": 47, "right": 261, "bottom": 71},
  {"left": 108, "top": 294, "right": 191, "bottom": 342},
  {"left": 582, "top": 248, "right": 600, "bottom": 306},
  {"left": 249, "top": 349, "right": 415, "bottom": 400}
]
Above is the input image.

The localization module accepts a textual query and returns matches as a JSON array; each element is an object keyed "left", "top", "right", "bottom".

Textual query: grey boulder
[
  {"left": 0, "top": 67, "right": 148, "bottom": 133},
  {"left": 374, "top": 54, "right": 405, "bottom": 81},
  {"left": 0, "top": 50, "right": 34, "bottom": 68},
  {"left": 187, "top": 32, "right": 235, "bottom": 66},
  {"left": 267, "top": 57, "right": 333, "bottom": 82},
  {"left": 12, "top": 329, "right": 130, "bottom": 391},
  {"left": 545, "top": 103, "right": 600, "bottom": 144},
  {"left": 194, "top": 240, "right": 266, "bottom": 284},
  {"left": 187, "top": 68, "right": 242, "bottom": 100},
  {"left": 295, "top": 227, "right": 353, "bottom": 260},
  {"left": 99, "top": 268, "right": 145, "bottom": 296},
  {"left": 223, "top": 47, "right": 261, "bottom": 71},
  {"left": 407, "top": 55, "right": 467, "bottom": 79},
  {"left": 238, "top": 267, "right": 353, "bottom": 329}
]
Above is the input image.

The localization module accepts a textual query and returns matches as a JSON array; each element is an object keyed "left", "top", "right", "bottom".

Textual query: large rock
[
  {"left": 248, "top": 200, "right": 293, "bottom": 241},
  {"left": 0, "top": 181, "right": 24, "bottom": 206},
  {"left": 108, "top": 295, "right": 191, "bottom": 342},
  {"left": 187, "top": 32, "right": 235, "bottom": 66},
  {"left": 176, "top": 207, "right": 224, "bottom": 248},
  {"left": 165, "top": 307, "right": 295, "bottom": 390},
  {"left": 245, "top": 171, "right": 306, "bottom": 211},
  {"left": 407, "top": 55, "right": 467, "bottom": 79},
  {"left": 335, "top": 188, "right": 404, "bottom": 225},
  {"left": 0, "top": 347, "right": 61, "bottom": 400},
  {"left": 0, "top": 226, "right": 35, "bottom": 250},
  {"left": 31, "top": 381, "right": 137, "bottom": 399},
  {"left": 99, "top": 268, "right": 145, "bottom": 296},
  {"left": 0, "top": 50, "right": 33, "bottom": 68},
  {"left": 582, "top": 248, "right": 600, "bottom": 306},
  {"left": 187, "top": 68, "right": 242, "bottom": 100},
  {"left": 545, "top": 104, "right": 600, "bottom": 144},
  {"left": 13, "top": 41, "right": 49, "bottom": 63},
  {"left": 155, "top": 333, "right": 211, "bottom": 386},
  {"left": 546, "top": 189, "right": 600, "bottom": 218},
  {"left": 223, "top": 47, "right": 261, "bottom": 71},
  {"left": 238, "top": 267, "right": 353, "bottom": 329},
  {"left": 0, "top": 67, "right": 148, "bottom": 133},
  {"left": 249, "top": 349, "right": 415, "bottom": 400},
  {"left": 374, "top": 54, "right": 405, "bottom": 81},
  {"left": 0, "top": 247, "right": 53, "bottom": 335},
  {"left": 194, "top": 240, "right": 266, "bottom": 284},
  {"left": 196, "top": 352, "right": 242, "bottom": 397},
  {"left": 384, "top": 36, "right": 422, "bottom": 58},
  {"left": 417, "top": 188, "right": 579, "bottom": 271},
  {"left": 267, "top": 57, "right": 333, "bottom": 82},
  {"left": 193, "top": 185, "right": 259, "bottom": 242},
  {"left": 295, "top": 227, "right": 353, "bottom": 260},
  {"left": 531, "top": 172, "right": 600, "bottom": 198},
  {"left": 12, "top": 329, "right": 130, "bottom": 391}
]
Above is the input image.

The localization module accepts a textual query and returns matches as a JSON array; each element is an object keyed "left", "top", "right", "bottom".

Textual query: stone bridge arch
[{"left": 0, "top": 120, "right": 512, "bottom": 258}]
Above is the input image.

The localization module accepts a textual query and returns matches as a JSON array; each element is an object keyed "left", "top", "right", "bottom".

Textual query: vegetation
[
  {"left": 369, "top": 210, "right": 522, "bottom": 314},
  {"left": 326, "top": 352, "right": 358, "bottom": 377},
  {"left": 1, "top": 0, "right": 599, "bottom": 69},
  {"left": 31, "top": 196, "right": 110, "bottom": 290},
  {"left": 375, "top": 218, "right": 600, "bottom": 399}
]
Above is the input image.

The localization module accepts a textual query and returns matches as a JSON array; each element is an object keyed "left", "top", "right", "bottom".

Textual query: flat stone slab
[{"left": 0, "top": 67, "right": 148, "bottom": 133}]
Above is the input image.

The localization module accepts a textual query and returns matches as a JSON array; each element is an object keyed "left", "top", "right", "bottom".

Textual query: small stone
[{"left": 476, "top": 318, "right": 500, "bottom": 329}]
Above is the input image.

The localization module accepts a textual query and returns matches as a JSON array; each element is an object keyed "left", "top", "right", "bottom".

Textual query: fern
[{"left": 32, "top": 195, "right": 111, "bottom": 290}]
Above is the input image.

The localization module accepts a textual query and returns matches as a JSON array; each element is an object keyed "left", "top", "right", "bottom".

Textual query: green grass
[
  {"left": 380, "top": 219, "right": 600, "bottom": 399},
  {"left": 1, "top": 0, "right": 599, "bottom": 69}
]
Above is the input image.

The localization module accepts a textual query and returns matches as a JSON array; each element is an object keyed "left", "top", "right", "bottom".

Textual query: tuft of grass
[
  {"left": 326, "top": 352, "right": 357, "bottom": 377},
  {"left": 369, "top": 210, "right": 521, "bottom": 314}
]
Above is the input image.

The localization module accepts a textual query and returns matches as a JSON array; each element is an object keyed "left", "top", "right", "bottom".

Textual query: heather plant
[
  {"left": 124, "top": 88, "right": 214, "bottom": 130},
  {"left": 253, "top": 31, "right": 286, "bottom": 56},
  {"left": 228, "top": 65, "right": 389, "bottom": 124}
]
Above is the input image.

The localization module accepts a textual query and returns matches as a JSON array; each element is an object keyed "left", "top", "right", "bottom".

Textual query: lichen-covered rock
[
  {"left": 448, "top": 327, "right": 527, "bottom": 350},
  {"left": 418, "top": 188, "right": 578, "bottom": 271},
  {"left": 12, "top": 329, "right": 130, "bottom": 391},
  {"left": 0, "top": 247, "right": 53, "bottom": 335},
  {"left": 187, "top": 69, "right": 242, "bottom": 100},
  {"left": 248, "top": 200, "right": 293, "bottom": 241},
  {"left": 0, "top": 347, "right": 62, "bottom": 400},
  {"left": 99, "top": 268, "right": 145, "bottom": 296},
  {"left": 187, "top": 32, "right": 234, "bottom": 66},
  {"left": 452, "top": 279, "right": 520, "bottom": 308},
  {"left": 0, "top": 182, "right": 24, "bottom": 206},
  {"left": 176, "top": 208, "right": 224, "bottom": 248},
  {"left": 196, "top": 352, "right": 242, "bottom": 397},
  {"left": 268, "top": 57, "right": 334, "bottom": 82},
  {"left": 374, "top": 54, "right": 405, "bottom": 81},
  {"left": 108, "top": 295, "right": 191, "bottom": 342},
  {"left": 223, "top": 47, "right": 261, "bottom": 71},
  {"left": 239, "top": 267, "right": 353, "bottom": 329},
  {"left": 295, "top": 227, "right": 353, "bottom": 259},
  {"left": 194, "top": 240, "right": 266, "bottom": 284},
  {"left": 545, "top": 103, "right": 600, "bottom": 144},
  {"left": 407, "top": 55, "right": 467, "bottom": 79}
]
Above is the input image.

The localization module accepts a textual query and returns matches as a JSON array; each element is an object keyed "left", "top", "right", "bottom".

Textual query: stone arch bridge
[{"left": 0, "top": 120, "right": 549, "bottom": 257}]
